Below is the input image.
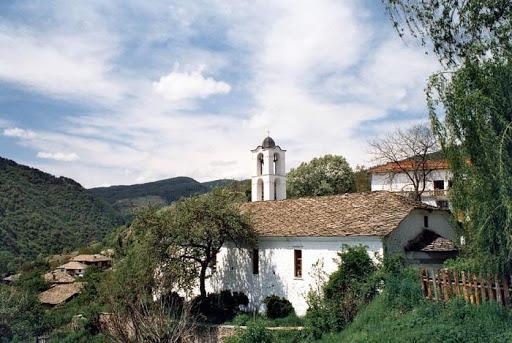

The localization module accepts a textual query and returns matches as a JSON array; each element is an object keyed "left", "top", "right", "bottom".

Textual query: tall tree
[
  {"left": 384, "top": 0, "right": 512, "bottom": 272},
  {"left": 367, "top": 123, "right": 442, "bottom": 201},
  {"left": 384, "top": 0, "right": 512, "bottom": 67},
  {"left": 135, "top": 188, "right": 257, "bottom": 299},
  {"left": 287, "top": 154, "right": 355, "bottom": 198}
]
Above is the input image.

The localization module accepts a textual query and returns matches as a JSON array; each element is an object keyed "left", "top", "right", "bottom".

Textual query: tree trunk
[{"left": 199, "top": 264, "right": 207, "bottom": 298}]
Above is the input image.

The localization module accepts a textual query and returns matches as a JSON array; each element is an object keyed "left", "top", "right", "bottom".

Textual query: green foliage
[
  {"left": 305, "top": 246, "right": 377, "bottom": 339},
  {"left": 193, "top": 290, "right": 249, "bottom": 323},
  {"left": 136, "top": 187, "right": 257, "bottom": 297},
  {"left": 0, "top": 157, "right": 125, "bottom": 261},
  {"left": 287, "top": 154, "right": 355, "bottom": 198},
  {"left": 263, "top": 295, "right": 294, "bottom": 319},
  {"left": 384, "top": 0, "right": 512, "bottom": 66},
  {"left": 353, "top": 165, "right": 371, "bottom": 192},
  {"left": 321, "top": 282, "right": 512, "bottom": 342},
  {"left": 429, "top": 60, "right": 512, "bottom": 273},
  {"left": 224, "top": 319, "right": 274, "bottom": 343}
]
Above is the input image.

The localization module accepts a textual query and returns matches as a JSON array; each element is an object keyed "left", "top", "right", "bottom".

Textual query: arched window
[
  {"left": 257, "top": 153, "right": 264, "bottom": 176},
  {"left": 273, "top": 153, "right": 280, "bottom": 175},
  {"left": 257, "top": 178, "right": 264, "bottom": 201}
]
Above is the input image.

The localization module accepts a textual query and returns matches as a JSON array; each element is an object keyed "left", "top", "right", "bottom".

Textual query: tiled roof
[
  {"left": 39, "top": 282, "right": 84, "bottom": 305},
  {"left": 367, "top": 160, "right": 450, "bottom": 173},
  {"left": 57, "top": 261, "right": 88, "bottom": 270},
  {"left": 72, "top": 254, "right": 112, "bottom": 263},
  {"left": 240, "top": 191, "right": 439, "bottom": 237},
  {"left": 420, "top": 236, "right": 458, "bottom": 252},
  {"left": 44, "top": 271, "right": 75, "bottom": 284}
]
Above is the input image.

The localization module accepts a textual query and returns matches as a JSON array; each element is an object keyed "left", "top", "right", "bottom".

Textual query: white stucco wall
[
  {"left": 371, "top": 169, "right": 452, "bottom": 193},
  {"left": 206, "top": 236, "right": 383, "bottom": 316},
  {"left": 385, "top": 209, "right": 456, "bottom": 257}
]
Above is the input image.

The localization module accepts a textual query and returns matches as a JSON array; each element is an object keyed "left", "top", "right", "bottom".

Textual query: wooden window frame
[
  {"left": 252, "top": 249, "right": 259, "bottom": 275},
  {"left": 294, "top": 249, "right": 302, "bottom": 278}
]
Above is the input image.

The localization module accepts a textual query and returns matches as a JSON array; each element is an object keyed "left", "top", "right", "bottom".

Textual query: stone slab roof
[
  {"left": 241, "top": 191, "right": 440, "bottom": 237},
  {"left": 57, "top": 261, "right": 88, "bottom": 270},
  {"left": 72, "top": 254, "right": 112, "bottom": 263},
  {"left": 44, "top": 270, "right": 76, "bottom": 284},
  {"left": 39, "top": 282, "right": 84, "bottom": 305}
]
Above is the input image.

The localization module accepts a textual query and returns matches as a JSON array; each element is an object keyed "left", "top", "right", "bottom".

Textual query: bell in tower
[{"left": 251, "top": 136, "right": 287, "bottom": 202}]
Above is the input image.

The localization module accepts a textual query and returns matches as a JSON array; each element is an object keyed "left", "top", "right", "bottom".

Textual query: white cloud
[
  {"left": 37, "top": 151, "right": 80, "bottom": 162},
  {"left": 3, "top": 127, "right": 36, "bottom": 139},
  {"left": 153, "top": 64, "right": 231, "bottom": 101},
  {"left": 1, "top": 1, "right": 442, "bottom": 187}
]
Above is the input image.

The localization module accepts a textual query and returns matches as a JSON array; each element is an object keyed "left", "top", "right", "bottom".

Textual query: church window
[
  {"left": 252, "top": 249, "right": 259, "bottom": 275},
  {"left": 273, "top": 153, "right": 279, "bottom": 174},
  {"left": 294, "top": 250, "right": 302, "bottom": 278}
]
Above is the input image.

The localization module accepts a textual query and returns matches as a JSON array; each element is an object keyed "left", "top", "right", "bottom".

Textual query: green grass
[
  {"left": 319, "top": 293, "right": 512, "bottom": 343},
  {"left": 227, "top": 312, "right": 305, "bottom": 327}
]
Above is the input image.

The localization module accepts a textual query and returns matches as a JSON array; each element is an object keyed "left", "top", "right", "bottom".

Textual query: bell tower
[{"left": 251, "top": 136, "right": 286, "bottom": 202}]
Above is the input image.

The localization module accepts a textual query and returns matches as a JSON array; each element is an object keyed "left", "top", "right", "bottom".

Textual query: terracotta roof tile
[
  {"left": 241, "top": 191, "right": 440, "bottom": 237},
  {"left": 57, "top": 261, "right": 88, "bottom": 270},
  {"left": 367, "top": 160, "right": 450, "bottom": 173}
]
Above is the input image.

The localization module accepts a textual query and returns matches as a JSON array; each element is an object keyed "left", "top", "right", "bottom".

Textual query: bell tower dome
[{"left": 251, "top": 136, "right": 286, "bottom": 202}]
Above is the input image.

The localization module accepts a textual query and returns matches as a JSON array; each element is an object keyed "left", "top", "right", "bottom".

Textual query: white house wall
[
  {"left": 207, "top": 236, "right": 383, "bottom": 316},
  {"left": 371, "top": 170, "right": 452, "bottom": 192},
  {"left": 385, "top": 209, "right": 456, "bottom": 257}
]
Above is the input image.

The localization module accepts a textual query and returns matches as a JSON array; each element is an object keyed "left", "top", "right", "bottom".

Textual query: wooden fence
[{"left": 419, "top": 269, "right": 511, "bottom": 307}]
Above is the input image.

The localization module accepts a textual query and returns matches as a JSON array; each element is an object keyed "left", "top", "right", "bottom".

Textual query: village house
[
  {"left": 43, "top": 270, "right": 76, "bottom": 284},
  {"left": 206, "top": 137, "right": 458, "bottom": 316},
  {"left": 367, "top": 155, "right": 452, "bottom": 209},
  {"left": 39, "top": 282, "right": 84, "bottom": 306},
  {"left": 71, "top": 254, "right": 112, "bottom": 268},
  {"left": 56, "top": 261, "right": 88, "bottom": 277}
]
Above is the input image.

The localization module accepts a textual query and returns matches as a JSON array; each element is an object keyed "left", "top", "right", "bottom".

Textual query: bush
[
  {"left": 193, "top": 290, "right": 248, "bottom": 323},
  {"left": 224, "top": 319, "right": 274, "bottom": 343},
  {"left": 263, "top": 295, "right": 294, "bottom": 319},
  {"left": 305, "top": 245, "right": 378, "bottom": 338}
]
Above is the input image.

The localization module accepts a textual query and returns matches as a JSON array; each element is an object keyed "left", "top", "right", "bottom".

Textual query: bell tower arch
[{"left": 251, "top": 136, "right": 286, "bottom": 201}]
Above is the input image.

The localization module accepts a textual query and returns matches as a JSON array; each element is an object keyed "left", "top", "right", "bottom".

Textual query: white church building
[{"left": 206, "top": 137, "right": 458, "bottom": 316}]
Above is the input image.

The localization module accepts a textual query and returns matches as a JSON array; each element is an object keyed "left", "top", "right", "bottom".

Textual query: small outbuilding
[{"left": 39, "top": 282, "right": 84, "bottom": 306}]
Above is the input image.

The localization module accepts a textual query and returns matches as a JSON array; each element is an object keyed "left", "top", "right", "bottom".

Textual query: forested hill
[
  {"left": 89, "top": 178, "right": 249, "bottom": 217},
  {"left": 89, "top": 177, "right": 209, "bottom": 217},
  {"left": 0, "top": 157, "right": 125, "bottom": 260}
]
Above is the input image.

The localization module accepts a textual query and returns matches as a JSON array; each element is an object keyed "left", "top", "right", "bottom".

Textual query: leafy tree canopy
[
  {"left": 384, "top": 0, "right": 512, "bottom": 66},
  {"left": 287, "top": 154, "right": 355, "bottom": 198},
  {"left": 132, "top": 187, "right": 257, "bottom": 298}
]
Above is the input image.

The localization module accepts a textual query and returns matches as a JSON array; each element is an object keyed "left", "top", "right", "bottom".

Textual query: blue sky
[{"left": 0, "top": 0, "right": 440, "bottom": 188}]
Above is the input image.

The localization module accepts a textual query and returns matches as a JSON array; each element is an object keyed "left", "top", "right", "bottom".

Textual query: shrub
[
  {"left": 193, "top": 290, "right": 248, "bottom": 323},
  {"left": 305, "top": 245, "right": 378, "bottom": 338},
  {"left": 224, "top": 319, "right": 274, "bottom": 343},
  {"left": 263, "top": 295, "right": 294, "bottom": 319}
]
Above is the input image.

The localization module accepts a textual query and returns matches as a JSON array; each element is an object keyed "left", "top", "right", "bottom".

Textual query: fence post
[
  {"left": 426, "top": 269, "right": 432, "bottom": 300},
  {"left": 487, "top": 274, "right": 495, "bottom": 302},
  {"left": 502, "top": 276, "right": 510, "bottom": 308},
  {"left": 447, "top": 270, "right": 454, "bottom": 299},
  {"left": 437, "top": 270, "right": 443, "bottom": 300},
  {"left": 442, "top": 269, "right": 449, "bottom": 301},
  {"left": 453, "top": 271, "right": 461, "bottom": 297},
  {"left": 462, "top": 271, "right": 469, "bottom": 303},
  {"left": 495, "top": 274, "right": 503, "bottom": 305},
  {"left": 473, "top": 274, "right": 480, "bottom": 305},
  {"left": 419, "top": 269, "right": 426, "bottom": 298},
  {"left": 480, "top": 275, "right": 487, "bottom": 303},
  {"left": 432, "top": 269, "right": 439, "bottom": 301}
]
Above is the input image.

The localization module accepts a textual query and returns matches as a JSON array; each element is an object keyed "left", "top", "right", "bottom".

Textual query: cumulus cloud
[
  {"left": 3, "top": 127, "right": 36, "bottom": 139},
  {"left": 37, "top": 151, "right": 80, "bottom": 162},
  {"left": 153, "top": 64, "right": 231, "bottom": 101}
]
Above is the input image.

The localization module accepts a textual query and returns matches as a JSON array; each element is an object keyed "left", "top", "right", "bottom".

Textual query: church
[{"left": 206, "top": 137, "right": 458, "bottom": 316}]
